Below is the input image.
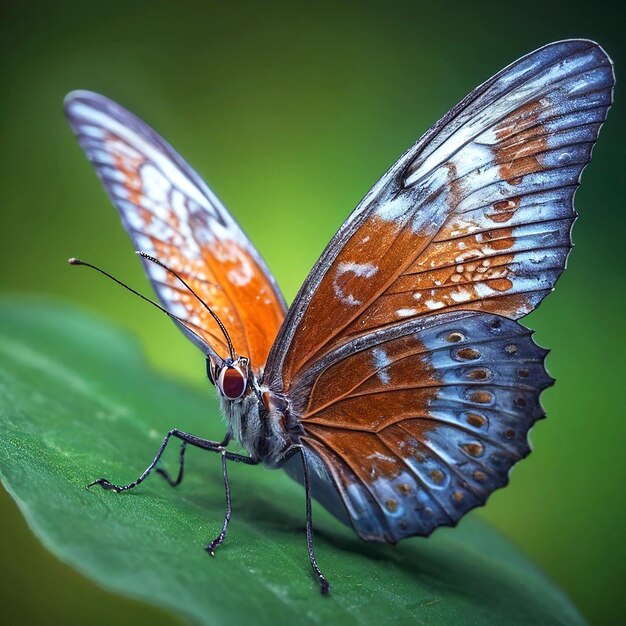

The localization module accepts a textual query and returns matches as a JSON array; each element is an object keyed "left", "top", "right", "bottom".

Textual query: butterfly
[{"left": 65, "top": 39, "right": 614, "bottom": 593}]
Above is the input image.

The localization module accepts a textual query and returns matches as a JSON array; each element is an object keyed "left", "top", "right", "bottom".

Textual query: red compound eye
[{"left": 219, "top": 366, "right": 246, "bottom": 399}]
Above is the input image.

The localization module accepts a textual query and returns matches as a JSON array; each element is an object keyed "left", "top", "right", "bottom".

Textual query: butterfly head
[{"left": 207, "top": 356, "right": 250, "bottom": 401}]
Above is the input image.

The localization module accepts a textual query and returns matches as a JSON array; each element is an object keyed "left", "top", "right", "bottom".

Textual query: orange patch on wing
[
  {"left": 201, "top": 239, "right": 285, "bottom": 367},
  {"left": 301, "top": 434, "right": 405, "bottom": 543},
  {"left": 108, "top": 133, "right": 145, "bottom": 209},
  {"left": 152, "top": 235, "right": 285, "bottom": 367},
  {"left": 351, "top": 219, "right": 518, "bottom": 333},
  {"left": 485, "top": 197, "right": 521, "bottom": 223},
  {"left": 493, "top": 100, "right": 548, "bottom": 185},
  {"left": 299, "top": 331, "right": 442, "bottom": 487},
  {"left": 105, "top": 134, "right": 285, "bottom": 368},
  {"left": 494, "top": 100, "right": 544, "bottom": 141},
  {"left": 282, "top": 215, "right": 432, "bottom": 383},
  {"left": 306, "top": 388, "right": 438, "bottom": 432},
  {"left": 305, "top": 425, "right": 403, "bottom": 483},
  {"left": 301, "top": 333, "right": 439, "bottom": 418},
  {"left": 149, "top": 237, "right": 230, "bottom": 354}
]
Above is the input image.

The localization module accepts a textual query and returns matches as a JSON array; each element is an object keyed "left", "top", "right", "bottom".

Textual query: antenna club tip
[
  {"left": 68, "top": 257, "right": 81, "bottom": 265},
  {"left": 137, "top": 251, "right": 160, "bottom": 264}
]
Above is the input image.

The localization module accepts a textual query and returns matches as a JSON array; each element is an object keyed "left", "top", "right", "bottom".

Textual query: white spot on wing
[
  {"left": 333, "top": 262, "right": 378, "bottom": 306},
  {"left": 425, "top": 299, "right": 445, "bottom": 310},
  {"left": 85, "top": 148, "right": 114, "bottom": 165},
  {"left": 99, "top": 166, "right": 125, "bottom": 182},
  {"left": 141, "top": 163, "right": 170, "bottom": 209},
  {"left": 367, "top": 451, "right": 395, "bottom": 463},
  {"left": 450, "top": 289, "right": 472, "bottom": 303},
  {"left": 227, "top": 261, "right": 254, "bottom": 286},
  {"left": 212, "top": 241, "right": 254, "bottom": 287},
  {"left": 80, "top": 124, "right": 105, "bottom": 139},
  {"left": 107, "top": 137, "right": 142, "bottom": 160},
  {"left": 372, "top": 347, "right": 391, "bottom": 385},
  {"left": 375, "top": 193, "right": 413, "bottom": 222}
]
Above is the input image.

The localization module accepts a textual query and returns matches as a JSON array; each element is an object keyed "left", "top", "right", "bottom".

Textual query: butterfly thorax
[{"left": 219, "top": 385, "right": 298, "bottom": 467}]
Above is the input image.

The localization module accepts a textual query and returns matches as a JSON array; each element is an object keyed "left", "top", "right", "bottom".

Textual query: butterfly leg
[
  {"left": 300, "top": 448, "right": 331, "bottom": 594},
  {"left": 87, "top": 428, "right": 228, "bottom": 493},
  {"left": 205, "top": 450, "right": 231, "bottom": 556},
  {"left": 155, "top": 441, "right": 187, "bottom": 487},
  {"left": 204, "top": 441, "right": 259, "bottom": 555},
  {"left": 156, "top": 433, "right": 232, "bottom": 487}
]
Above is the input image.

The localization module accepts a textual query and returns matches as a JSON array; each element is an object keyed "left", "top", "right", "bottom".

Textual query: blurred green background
[{"left": 1, "top": 1, "right": 624, "bottom": 624}]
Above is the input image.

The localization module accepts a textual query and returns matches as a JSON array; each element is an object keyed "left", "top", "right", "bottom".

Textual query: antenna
[
  {"left": 67, "top": 257, "right": 213, "bottom": 354},
  {"left": 136, "top": 251, "right": 236, "bottom": 360}
]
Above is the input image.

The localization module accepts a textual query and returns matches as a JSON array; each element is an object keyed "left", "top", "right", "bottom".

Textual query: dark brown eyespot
[{"left": 218, "top": 366, "right": 247, "bottom": 400}]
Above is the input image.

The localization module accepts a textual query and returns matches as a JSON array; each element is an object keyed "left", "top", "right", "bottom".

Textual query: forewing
[
  {"left": 289, "top": 312, "right": 552, "bottom": 542},
  {"left": 265, "top": 39, "right": 613, "bottom": 388},
  {"left": 65, "top": 91, "right": 286, "bottom": 369}
]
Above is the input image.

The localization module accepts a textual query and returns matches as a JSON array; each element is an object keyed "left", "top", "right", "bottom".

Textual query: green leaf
[{"left": 0, "top": 299, "right": 586, "bottom": 626}]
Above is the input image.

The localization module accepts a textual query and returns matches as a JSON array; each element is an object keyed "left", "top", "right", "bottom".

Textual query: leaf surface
[{"left": 0, "top": 300, "right": 586, "bottom": 625}]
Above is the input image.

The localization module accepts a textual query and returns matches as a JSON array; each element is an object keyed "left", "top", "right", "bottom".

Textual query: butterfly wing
[
  {"left": 268, "top": 40, "right": 614, "bottom": 541},
  {"left": 265, "top": 39, "right": 614, "bottom": 387},
  {"left": 286, "top": 311, "right": 552, "bottom": 541},
  {"left": 65, "top": 91, "right": 286, "bottom": 369}
]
